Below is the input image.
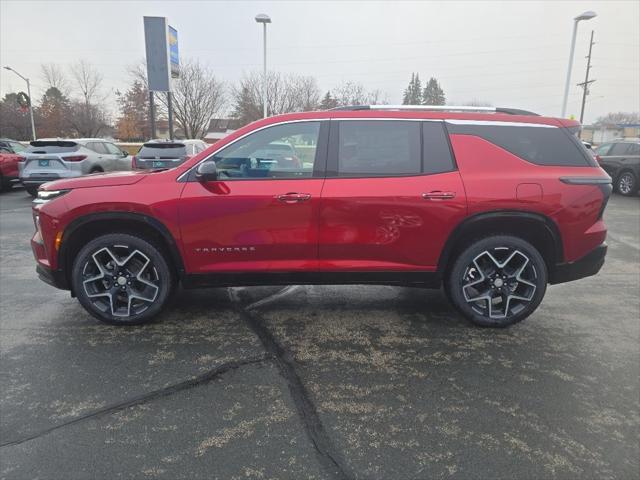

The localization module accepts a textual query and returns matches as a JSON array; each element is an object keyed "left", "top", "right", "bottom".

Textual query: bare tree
[
  {"left": 67, "top": 60, "right": 109, "bottom": 136},
  {"left": 595, "top": 112, "right": 640, "bottom": 125},
  {"left": 331, "top": 81, "right": 385, "bottom": 106},
  {"left": 232, "top": 71, "right": 320, "bottom": 125},
  {"left": 166, "top": 59, "right": 225, "bottom": 139},
  {"left": 71, "top": 60, "right": 105, "bottom": 106},
  {"left": 41, "top": 63, "right": 70, "bottom": 97},
  {"left": 128, "top": 59, "right": 224, "bottom": 138}
]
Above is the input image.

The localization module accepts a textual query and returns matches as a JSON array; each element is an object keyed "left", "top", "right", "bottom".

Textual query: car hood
[{"left": 41, "top": 171, "right": 147, "bottom": 190}]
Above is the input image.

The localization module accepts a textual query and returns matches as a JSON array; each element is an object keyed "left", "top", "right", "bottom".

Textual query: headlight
[{"left": 33, "top": 189, "right": 70, "bottom": 204}]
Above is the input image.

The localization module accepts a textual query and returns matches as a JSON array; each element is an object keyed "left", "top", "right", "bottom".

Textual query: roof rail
[{"left": 331, "top": 105, "right": 539, "bottom": 116}]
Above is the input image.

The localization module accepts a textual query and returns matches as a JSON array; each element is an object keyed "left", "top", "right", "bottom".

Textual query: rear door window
[
  {"left": 628, "top": 144, "right": 640, "bottom": 155},
  {"left": 337, "top": 121, "right": 420, "bottom": 176},
  {"left": 446, "top": 122, "right": 592, "bottom": 166}
]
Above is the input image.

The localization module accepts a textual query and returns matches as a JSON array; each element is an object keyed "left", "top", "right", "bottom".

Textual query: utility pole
[
  {"left": 167, "top": 91, "right": 174, "bottom": 140},
  {"left": 149, "top": 91, "right": 156, "bottom": 139},
  {"left": 577, "top": 30, "right": 596, "bottom": 124}
]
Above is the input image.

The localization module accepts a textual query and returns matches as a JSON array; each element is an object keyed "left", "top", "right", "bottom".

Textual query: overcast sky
[{"left": 1, "top": 0, "right": 638, "bottom": 124}]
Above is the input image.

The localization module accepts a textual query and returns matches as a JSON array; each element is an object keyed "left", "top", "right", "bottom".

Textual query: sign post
[{"left": 143, "top": 17, "right": 179, "bottom": 140}]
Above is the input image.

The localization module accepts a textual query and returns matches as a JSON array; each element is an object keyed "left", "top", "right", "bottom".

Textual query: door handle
[
  {"left": 422, "top": 191, "right": 456, "bottom": 200},
  {"left": 275, "top": 192, "right": 312, "bottom": 204}
]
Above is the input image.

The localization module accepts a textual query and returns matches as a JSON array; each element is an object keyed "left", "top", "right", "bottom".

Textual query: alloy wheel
[
  {"left": 618, "top": 173, "right": 635, "bottom": 195},
  {"left": 81, "top": 245, "right": 160, "bottom": 317},
  {"left": 461, "top": 247, "right": 538, "bottom": 319}
]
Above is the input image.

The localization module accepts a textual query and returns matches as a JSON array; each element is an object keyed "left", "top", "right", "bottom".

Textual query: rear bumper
[{"left": 549, "top": 243, "right": 607, "bottom": 285}]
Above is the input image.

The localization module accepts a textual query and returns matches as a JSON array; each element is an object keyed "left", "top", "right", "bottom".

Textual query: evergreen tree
[
  {"left": 422, "top": 77, "right": 446, "bottom": 105},
  {"left": 37, "top": 87, "right": 71, "bottom": 138},
  {"left": 319, "top": 91, "right": 338, "bottom": 110},
  {"left": 402, "top": 73, "right": 423, "bottom": 105}
]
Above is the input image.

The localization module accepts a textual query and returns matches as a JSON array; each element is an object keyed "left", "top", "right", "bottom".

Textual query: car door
[
  {"left": 604, "top": 142, "right": 633, "bottom": 179},
  {"left": 179, "top": 120, "right": 328, "bottom": 274},
  {"left": 318, "top": 119, "right": 467, "bottom": 272},
  {"left": 104, "top": 142, "right": 130, "bottom": 170}
]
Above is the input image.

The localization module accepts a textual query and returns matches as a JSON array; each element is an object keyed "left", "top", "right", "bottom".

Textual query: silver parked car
[
  {"left": 20, "top": 138, "right": 131, "bottom": 196},
  {"left": 132, "top": 139, "right": 207, "bottom": 170}
]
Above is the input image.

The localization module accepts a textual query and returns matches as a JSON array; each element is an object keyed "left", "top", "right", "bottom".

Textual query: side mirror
[
  {"left": 121, "top": 150, "right": 129, "bottom": 157},
  {"left": 195, "top": 159, "right": 218, "bottom": 182}
]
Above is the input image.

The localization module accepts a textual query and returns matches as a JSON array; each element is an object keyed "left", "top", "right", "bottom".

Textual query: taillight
[
  {"left": 595, "top": 155, "right": 602, "bottom": 163},
  {"left": 131, "top": 155, "right": 137, "bottom": 169},
  {"left": 64, "top": 155, "right": 87, "bottom": 162}
]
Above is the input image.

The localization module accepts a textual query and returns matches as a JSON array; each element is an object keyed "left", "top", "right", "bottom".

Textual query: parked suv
[
  {"left": 30, "top": 106, "right": 611, "bottom": 327},
  {"left": 0, "top": 138, "right": 27, "bottom": 191},
  {"left": 20, "top": 138, "right": 130, "bottom": 196},
  {"left": 132, "top": 139, "right": 207, "bottom": 170},
  {"left": 595, "top": 139, "right": 640, "bottom": 196}
]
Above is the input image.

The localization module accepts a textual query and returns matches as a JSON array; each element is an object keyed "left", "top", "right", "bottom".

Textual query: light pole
[
  {"left": 255, "top": 13, "right": 271, "bottom": 119},
  {"left": 561, "top": 11, "right": 597, "bottom": 118},
  {"left": 4, "top": 66, "right": 36, "bottom": 140}
]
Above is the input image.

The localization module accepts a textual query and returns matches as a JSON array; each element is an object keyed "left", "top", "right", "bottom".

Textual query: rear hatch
[
  {"left": 21, "top": 141, "right": 83, "bottom": 177},
  {"left": 134, "top": 143, "right": 188, "bottom": 169}
]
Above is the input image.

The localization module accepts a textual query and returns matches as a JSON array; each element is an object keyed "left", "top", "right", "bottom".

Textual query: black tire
[
  {"left": 616, "top": 171, "right": 637, "bottom": 196},
  {"left": 71, "top": 233, "right": 174, "bottom": 325},
  {"left": 89, "top": 168, "right": 103, "bottom": 174},
  {"left": 0, "top": 174, "right": 9, "bottom": 192},
  {"left": 25, "top": 186, "right": 38, "bottom": 197},
  {"left": 446, "top": 235, "right": 547, "bottom": 327}
]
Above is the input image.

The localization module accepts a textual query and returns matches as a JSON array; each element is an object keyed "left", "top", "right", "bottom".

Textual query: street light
[
  {"left": 3, "top": 66, "right": 37, "bottom": 140},
  {"left": 561, "top": 11, "right": 597, "bottom": 118},
  {"left": 255, "top": 13, "right": 271, "bottom": 119}
]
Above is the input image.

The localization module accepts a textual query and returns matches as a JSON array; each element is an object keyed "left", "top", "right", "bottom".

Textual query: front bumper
[
  {"left": 35, "top": 264, "right": 69, "bottom": 290},
  {"left": 549, "top": 243, "right": 607, "bottom": 285}
]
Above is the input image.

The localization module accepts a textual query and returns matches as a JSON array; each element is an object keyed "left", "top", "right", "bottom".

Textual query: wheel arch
[
  {"left": 59, "top": 212, "right": 185, "bottom": 288},
  {"left": 437, "top": 211, "right": 563, "bottom": 275}
]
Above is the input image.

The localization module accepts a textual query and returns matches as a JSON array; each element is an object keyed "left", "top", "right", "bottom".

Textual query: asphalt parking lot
[{"left": 0, "top": 188, "right": 638, "bottom": 480}]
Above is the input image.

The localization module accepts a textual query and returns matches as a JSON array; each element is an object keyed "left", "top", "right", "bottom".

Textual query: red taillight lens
[
  {"left": 64, "top": 155, "right": 87, "bottom": 162},
  {"left": 131, "top": 155, "right": 137, "bottom": 169}
]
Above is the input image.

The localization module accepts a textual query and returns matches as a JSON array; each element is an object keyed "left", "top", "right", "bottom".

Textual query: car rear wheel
[
  {"left": 446, "top": 235, "right": 547, "bottom": 327},
  {"left": 616, "top": 171, "right": 637, "bottom": 196},
  {"left": 71, "top": 233, "right": 174, "bottom": 325}
]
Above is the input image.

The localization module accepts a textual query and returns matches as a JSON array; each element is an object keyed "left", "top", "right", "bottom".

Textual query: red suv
[{"left": 31, "top": 106, "right": 611, "bottom": 327}]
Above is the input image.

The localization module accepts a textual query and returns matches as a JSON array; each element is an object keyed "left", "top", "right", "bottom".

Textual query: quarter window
[
  {"left": 447, "top": 123, "right": 591, "bottom": 166},
  {"left": 610, "top": 143, "right": 632, "bottom": 155},
  {"left": 423, "top": 122, "right": 455, "bottom": 174},
  {"left": 337, "top": 121, "right": 420, "bottom": 176},
  {"left": 212, "top": 122, "right": 320, "bottom": 179}
]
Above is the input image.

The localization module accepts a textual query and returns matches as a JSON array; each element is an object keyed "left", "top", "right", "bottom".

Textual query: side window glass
[
  {"left": 596, "top": 144, "right": 612, "bottom": 156},
  {"left": 213, "top": 122, "right": 320, "bottom": 179},
  {"left": 10, "top": 142, "right": 26, "bottom": 153},
  {"left": 337, "top": 121, "right": 420, "bottom": 176},
  {"left": 87, "top": 142, "right": 107, "bottom": 154},
  {"left": 610, "top": 143, "right": 631, "bottom": 156},
  {"left": 628, "top": 144, "right": 640, "bottom": 156},
  {"left": 104, "top": 143, "right": 122, "bottom": 155},
  {"left": 423, "top": 122, "right": 455, "bottom": 174}
]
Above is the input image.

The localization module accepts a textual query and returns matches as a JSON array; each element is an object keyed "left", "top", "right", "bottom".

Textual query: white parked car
[{"left": 20, "top": 138, "right": 131, "bottom": 196}]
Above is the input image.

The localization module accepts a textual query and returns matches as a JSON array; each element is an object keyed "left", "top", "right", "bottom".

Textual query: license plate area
[
  {"left": 38, "top": 160, "right": 50, "bottom": 167},
  {"left": 152, "top": 161, "right": 166, "bottom": 168}
]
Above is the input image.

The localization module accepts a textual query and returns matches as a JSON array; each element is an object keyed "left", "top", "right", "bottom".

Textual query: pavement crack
[
  {"left": 228, "top": 287, "right": 354, "bottom": 480},
  {"left": 0, "top": 355, "right": 270, "bottom": 449}
]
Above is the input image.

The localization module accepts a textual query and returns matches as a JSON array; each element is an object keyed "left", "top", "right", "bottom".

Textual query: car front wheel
[
  {"left": 617, "top": 171, "right": 637, "bottom": 196},
  {"left": 446, "top": 235, "right": 547, "bottom": 327},
  {"left": 71, "top": 233, "right": 174, "bottom": 325}
]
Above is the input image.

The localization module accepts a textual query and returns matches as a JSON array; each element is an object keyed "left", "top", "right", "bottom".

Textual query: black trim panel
[
  {"left": 59, "top": 212, "right": 185, "bottom": 278},
  {"left": 36, "top": 264, "right": 69, "bottom": 290},
  {"left": 183, "top": 270, "right": 442, "bottom": 289},
  {"left": 549, "top": 244, "right": 607, "bottom": 284}
]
